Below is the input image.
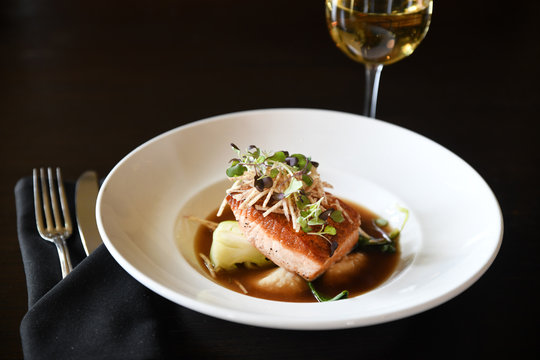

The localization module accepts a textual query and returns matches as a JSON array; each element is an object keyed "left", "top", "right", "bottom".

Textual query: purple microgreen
[
  {"left": 254, "top": 176, "right": 273, "bottom": 192},
  {"left": 285, "top": 156, "right": 298, "bottom": 167},
  {"left": 307, "top": 229, "right": 339, "bottom": 256},
  {"left": 329, "top": 239, "right": 338, "bottom": 256},
  {"left": 319, "top": 209, "right": 332, "bottom": 221},
  {"left": 230, "top": 143, "right": 241, "bottom": 157},
  {"left": 272, "top": 192, "right": 285, "bottom": 201},
  {"left": 291, "top": 154, "right": 306, "bottom": 169},
  {"left": 262, "top": 176, "right": 273, "bottom": 188},
  {"left": 254, "top": 177, "right": 264, "bottom": 192}
]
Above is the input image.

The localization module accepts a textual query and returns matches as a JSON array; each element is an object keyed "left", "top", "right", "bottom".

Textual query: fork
[{"left": 33, "top": 167, "right": 73, "bottom": 278}]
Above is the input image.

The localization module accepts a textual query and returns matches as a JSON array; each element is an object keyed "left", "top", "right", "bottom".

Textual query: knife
[{"left": 75, "top": 170, "right": 102, "bottom": 255}]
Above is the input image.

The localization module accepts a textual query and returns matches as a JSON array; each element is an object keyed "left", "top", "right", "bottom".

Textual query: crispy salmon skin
[{"left": 227, "top": 195, "right": 360, "bottom": 281}]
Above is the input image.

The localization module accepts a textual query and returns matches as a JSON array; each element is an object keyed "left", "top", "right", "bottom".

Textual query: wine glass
[{"left": 326, "top": 0, "right": 433, "bottom": 118}]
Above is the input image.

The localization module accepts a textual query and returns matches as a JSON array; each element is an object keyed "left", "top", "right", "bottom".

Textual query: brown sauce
[{"left": 194, "top": 202, "right": 400, "bottom": 302}]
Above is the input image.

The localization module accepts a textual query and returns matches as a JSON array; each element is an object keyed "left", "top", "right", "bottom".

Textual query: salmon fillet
[{"left": 227, "top": 195, "right": 361, "bottom": 281}]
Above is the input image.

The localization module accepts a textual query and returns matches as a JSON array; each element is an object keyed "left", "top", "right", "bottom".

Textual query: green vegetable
[
  {"left": 268, "top": 151, "right": 286, "bottom": 163},
  {"left": 330, "top": 210, "right": 344, "bottom": 223},
  {"left": 307, "top": 282, "right": 349, "bottom": 302},
  {"left": 389, "top": 229, "right": 400, "bottom": 240},
  {"left": 296, "top": 194, "right": 310, "bottom": 210},
  {"left": 226, "top": 163, "right": 247, "bottom": 177},
  {"left": 301, "top": 174, "right": 313, "bottom": 186},
  {"left": 321, "top": 226, "right": 336, "bottom": 235},
  {"left": 357, "top": 206, "right": 410, "bottom": 254},
  {"left": 290, "top": 153, "right": 307, "bottom": 169},
  {"left": 283, "top": 178, "right": 303, "bottom": 198},
  {"left": 209, "top": 221, "right": 272, "bottom": 270},
  {"left": 378, "top": 206, "right": 409, "bottom": 243},
  {"left": 225, "top": 144, "right": 340, "bottom": 247},
  {"left": 269, "top": 168, "right": 279, "bottom": 178},
  {"left": 397, "top": 205, "right": 410, "bottom": 232}
]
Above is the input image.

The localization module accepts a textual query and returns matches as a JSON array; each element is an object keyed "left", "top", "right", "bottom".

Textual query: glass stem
[{"left": 364, "top": 64, "right": 383, "bottom": 118}]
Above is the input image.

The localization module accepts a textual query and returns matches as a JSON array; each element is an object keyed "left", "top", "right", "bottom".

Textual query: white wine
[{"left": 326, "top": 0, "right": 432, "bottom": 66}]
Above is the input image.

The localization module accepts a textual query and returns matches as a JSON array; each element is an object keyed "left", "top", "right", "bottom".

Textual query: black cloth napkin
[
  {"left": 15, "top": 176, "right": 418, "bottom": 360},
  {"left": 16, "top": 176, "right": 171, "bottom": 359}
]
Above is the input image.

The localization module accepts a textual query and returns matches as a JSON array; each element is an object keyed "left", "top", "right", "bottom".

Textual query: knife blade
[{"left": 75, "top": 170, "right": 102, "bottom": 255}]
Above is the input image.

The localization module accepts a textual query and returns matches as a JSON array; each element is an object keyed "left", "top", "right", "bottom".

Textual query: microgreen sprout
[
  {"left": 330, "top": 210, "right": 344, "bottom": 223},
  {"left": 225, "top": 144, "right": 345, "bottom": 256},
  {"left": 226, "top": 144, "right": 318, "bottom": 201},
  {"left": 254, "top": 176, "right": 273, "bottom": 192},
  {"left": 283, "top": 178, "right": 303, "bottom": 198},
  {"left": 285, "top": 156, "right": 298, "bottom": 167},
  {"left": 357, "top": 206, "right": 410, "bottom": 254},
  {"left": 307, "top": 282, "right": 349, "bottom": 302},
  {"left": 357, "top": 219, "right": 395, "bottom": 253},
  {"left": 226, "top": 162, "right": 247, "bottom": 177},
  {"left": 302, "top": 174, "right": 313, "bottom": 186},
  {"left": 295, "top": 198, "right": 344, "bottom": 256}
]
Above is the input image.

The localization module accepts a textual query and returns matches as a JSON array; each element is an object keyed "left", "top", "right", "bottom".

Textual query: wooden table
[{"left": 1, "top": 1, "right": 539, "bottom": 358}]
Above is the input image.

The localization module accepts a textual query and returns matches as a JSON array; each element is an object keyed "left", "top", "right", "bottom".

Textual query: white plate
[{"left": 96, "top": 108, "right": 503, "bottom": 330}]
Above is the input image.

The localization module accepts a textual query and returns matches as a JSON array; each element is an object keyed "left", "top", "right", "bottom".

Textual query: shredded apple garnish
[{"left": 218, "top": 144, "right": 351, "bottom": 239}]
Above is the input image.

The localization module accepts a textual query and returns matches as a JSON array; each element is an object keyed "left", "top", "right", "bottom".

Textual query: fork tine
[
  {"left": 32, "top": 167, "right": 74, "bottom": 278},
  {"left": 39, "top": 167, "right": 54, "bottom": 232},
  {"left": 33, "top": 168, "right": 46, "bottom": 235},
  {"left": 48, "top": 167, "right": 63, "bottom": 231},
  {"left": 56, "top": 167, "right": 72, "bottom": 234}
]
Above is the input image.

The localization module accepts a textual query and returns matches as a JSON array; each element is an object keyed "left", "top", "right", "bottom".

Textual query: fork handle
[{"left": 53, "top": 238, "right": 73, "bottom": 278}]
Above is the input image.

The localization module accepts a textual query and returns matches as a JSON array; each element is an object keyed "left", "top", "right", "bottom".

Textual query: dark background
[{"left": 1, "top": 0, "right": 539, "bottom": 358}]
